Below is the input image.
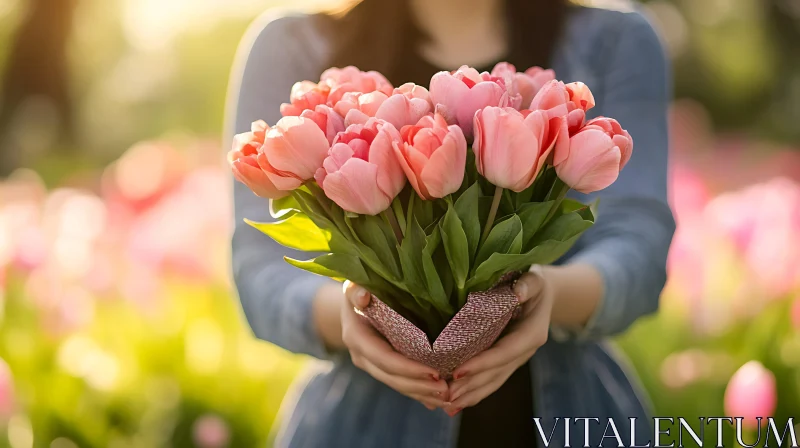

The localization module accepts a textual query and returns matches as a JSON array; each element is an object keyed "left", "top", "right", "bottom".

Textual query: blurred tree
[
  {"left": 0, "top": 0, "right": 78, "bottom": 175},
  {"left": 765, "top": 0, "right": 800, "bottom": 142}
]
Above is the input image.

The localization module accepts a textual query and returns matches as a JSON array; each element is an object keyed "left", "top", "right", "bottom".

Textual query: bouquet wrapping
[{"left": 230, "top": 64, "right": 633, "bottom": 377}]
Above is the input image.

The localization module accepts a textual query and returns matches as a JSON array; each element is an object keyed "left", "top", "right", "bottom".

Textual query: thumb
[
  {"left": 512, "top": 268, "right": 546, "bottom": 304},
  {"left": 343, "top": 280, "right": 371, "bottom": 309}
]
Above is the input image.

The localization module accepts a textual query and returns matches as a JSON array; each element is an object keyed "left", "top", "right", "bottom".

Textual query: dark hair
[{"left": 323, "top": 0, "right": 569, "bottom": 86}]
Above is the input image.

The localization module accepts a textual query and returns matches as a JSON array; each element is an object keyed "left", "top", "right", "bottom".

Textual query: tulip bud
[
  {"left": 724, "top": 361, "right": 777, "bottom": 429},
  {"left": 473, "top": 107, "right": 563, "bottom": 192},
  {"left": 393, "top": 114, "right": 467, "bottom": 200},
  {"left": 228, "top": 120, "right": 286, "bottom": 199},
  {"left": 554, "top": 116, "right": 633, "bottom": 194},
  {"left": 315, "top": 119, "right": 405, "bottom": 215},
  {"left": 257, "top": 116, "right": 331, "bottom": 192}
]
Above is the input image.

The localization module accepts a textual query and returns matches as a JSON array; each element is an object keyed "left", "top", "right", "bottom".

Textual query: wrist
[{"left": 312, "top": 283, "right": 346, "bottom": 351}]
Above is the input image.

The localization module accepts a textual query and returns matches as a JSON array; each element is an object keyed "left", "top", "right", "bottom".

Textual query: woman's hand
[
  {"left": 443, "top": 268, "right": 554, "bottom": 416},
  {"left": 341, "top": 281, "right": 450, "bottom": 410}
]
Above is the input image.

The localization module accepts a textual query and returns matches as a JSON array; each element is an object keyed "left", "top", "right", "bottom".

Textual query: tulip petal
[
  {"left": 557, "top": 129, "right": 621, "bottom": 193},
  {"left": 420, "top": 128, "right": 467, "bottom": 198},
  {"left": 429, "top": 72, "right": 469, "bottom": 124},
  {"left": 457, "top": 82, "right": 506, "bottom": 137},
  {"left": 369, "top": 122, "right": 406, "bottom": 198},
  {"left": 394, "top": 142, "right": 432, "bottom": 199},
  {"left": 322, "top": 158, "right": 392, "bottom": 215},
  {"left": 232, "top": 159, "right": 287, "bottom": 199}
]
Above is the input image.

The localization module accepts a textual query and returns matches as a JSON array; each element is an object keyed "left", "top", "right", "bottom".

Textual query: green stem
[
  {"left": 542, "top": 178, "right": 570, "bottom": 225},
  {"left": 479, "top": 185, "right": 504, "bottom": 247},
  {"left": 391, "top": 197, "right": 406, "bottom": 236},
  {"left": 384, "top": 207, "right": 404, "bottom": 244},
  {"left": 405, "top": 193, "right": 416, "bottom": 235}
]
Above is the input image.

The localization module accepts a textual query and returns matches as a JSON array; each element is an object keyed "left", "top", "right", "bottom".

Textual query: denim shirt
[{"left": 226, "top": 3, "right": 676, "bottom": 447}]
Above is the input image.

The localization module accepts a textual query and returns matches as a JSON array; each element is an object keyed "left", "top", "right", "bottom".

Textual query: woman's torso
[{"left": 242, "top": 3, "right": 660, "bottom": 447}]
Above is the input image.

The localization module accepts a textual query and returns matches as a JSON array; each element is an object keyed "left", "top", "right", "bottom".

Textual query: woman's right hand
[{"left": 341, "top": 281, "right": 450, "bottom": 410}]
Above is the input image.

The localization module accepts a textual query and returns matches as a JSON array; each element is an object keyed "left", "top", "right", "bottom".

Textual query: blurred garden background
[{"left": 0, "top": 0, "right": 799, "bottom": 446}]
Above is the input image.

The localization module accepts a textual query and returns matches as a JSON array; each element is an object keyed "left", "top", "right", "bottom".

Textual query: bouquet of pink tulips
[{"left": 230, "top": 64, "right": 632, "bottom": 372}]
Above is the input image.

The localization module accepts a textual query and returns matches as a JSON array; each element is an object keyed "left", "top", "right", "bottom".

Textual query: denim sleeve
[
  {"left": 225, "top": 13, "right": 337, "bottom": 359},
  {"left": 557, "top": 11, "right": 676, "bottom": 340}
]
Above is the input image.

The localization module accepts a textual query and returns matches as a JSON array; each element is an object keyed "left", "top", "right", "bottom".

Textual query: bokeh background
[{"left": 0, "top": 0, "right": 799, "bottom": 446}]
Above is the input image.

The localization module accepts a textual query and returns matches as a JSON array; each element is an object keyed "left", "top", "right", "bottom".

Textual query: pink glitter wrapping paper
[{"left": 358, "top": 274, "right": 521, "bottom": 379}]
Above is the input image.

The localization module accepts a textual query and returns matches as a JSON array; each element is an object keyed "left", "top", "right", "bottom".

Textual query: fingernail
[
  {"left": 453, "top": 371, "right": 466, "bottom": 380},
  {"left": 443, "top": 401, "right": 452, "bottom": 406},
  {"left": 514, "top": 281, "right": 528, "bottom": 300},
  {"left": 429, "top": 373, "right": 439, "bottom": 382},
  {"left": 446, "top": 408, "right": 462, "bottom": 417},
  {"left": 358, "top": 288, "right": 371, "bottom": 302},
  {"left": 434, "top": 391, "right": 442, "bottom": 397}
]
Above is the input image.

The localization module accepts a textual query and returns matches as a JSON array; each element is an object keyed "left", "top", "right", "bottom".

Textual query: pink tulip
[
  {"left": 555, "top": 124, "right": 625, "bottom": 194},
  {"left": 530, "top": 80, "right": 596, "bottom": 136},
  {"left": 473, "top": 107, "right": 564, "bottom": 192},
  {"left": 491, "top": 63, "right": 557, "bottom": 110},
  {"left": 192, "top": 414, "right": 231, "bottom": 448},
  {"left": 280, "top": 81, "right": 330, "bottom": 116},
  {"left": 335, "top": 91, "right": 432, "bottom": 131},
  {"left": 577, "top": 117, "right": 634, "bottom": 168},
  {"left": 228, "top": 120, "right": 287, "bottom": 199},
  {"left": 429, "top": 65, "right": 519, "bottom": 138},
  {"left": 300, "top": 104, "right": 345, "bottom": 144},
  {"left": 315, "top": 118, "right": 406, "bottom": 215},
  {"left": 257, "top": 116, "right": 330, "bottom": 192},
  {"left": 0, "top": 357, "right": 14, "bottom": 418},
  {"left": 724, "top": 361, "right": 777, "bottom": 429},
  {"left": 394, "top": 83, "right": 433, "bottom": 104},
  {"left": 321, "top": 66, "right": 394, "bottom": 106},
  {"left": 393, "top": 114, "right": 466, "bottom": 200}
]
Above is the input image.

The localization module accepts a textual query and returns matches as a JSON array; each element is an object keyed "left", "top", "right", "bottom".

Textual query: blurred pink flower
[
  {"left": 0, "top": 358, "right": 13, "bottom": 418},
  {"left": 724, "top": 361, "right": 777, "bottom": 429},
  {"left": 192, "top": 414, "right": 230, "bottom": 448}
]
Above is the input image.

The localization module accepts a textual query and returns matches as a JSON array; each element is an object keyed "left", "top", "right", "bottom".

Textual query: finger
[
  {"left": 347, "top": 317, "right": 443, "bottom": 381},
  {"left": 357, "top": 355, "right": 449, "bottom": 398},
  {"left": 451, "top": 331, "right": 527, "bottom": 380},
  {"left": 343, "top": 280, "right": 371, "bottom": 309},
  {"left": 512, "top": 271, "right": 545, "bottom": 304},
  {"left": 448, "top": 366, "right": 503, "bottom": 403},
  {"left": 409, "top": 393, "right": 448, "bottom": 409},
  {"left": 446, "top": 373, "right": 513, "bottom": 410}
]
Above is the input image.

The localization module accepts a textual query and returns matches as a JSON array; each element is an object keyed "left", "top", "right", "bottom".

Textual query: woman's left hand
[{"left": 443, "top": 268, "right": 554, "bottom": 416}]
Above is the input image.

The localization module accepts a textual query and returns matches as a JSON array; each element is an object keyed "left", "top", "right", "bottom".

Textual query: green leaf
[
  {"left": 531, "top": 206, "right": 594, "bottom": 247},
  {"left": 440, "top": 203, "right": 470, "bottom": 289},
  {"left": 474, "top": 214, "right": 524, "bottom": 268},
  {"left": 284, "top": 256, "right": 342, "bottom": 279},
  {"left": 467, "top": 238, "right": 579, "bottom": 291},
  {"left": 284, "top": 253, "right": 371, "bottom": 285},
  {"left": 454, "top": 183, "right": 482, "bottom": 262},
  {"left": 517, "top": 201, "right": 555, "bottom": 247},
  {"left": 398, "top": 217, "right": 430, "bottom": 300},
  {"left": 413, "top": 198, "right": 435, "bottom": 230},
  {"left": 351, "top": 215, "right": 401, "bottom": 278},
  {"left": 246, "top": 214, "right": 330, "bottom": 252},
  {"left": 316, "top": 253, "right": 370, "bottom": 284},
  {"left": 422, "top": 226, "right": 453, "bottom": 315},
  {"left": 270, "top": 195, "right": 300, "bottom": 219}
]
